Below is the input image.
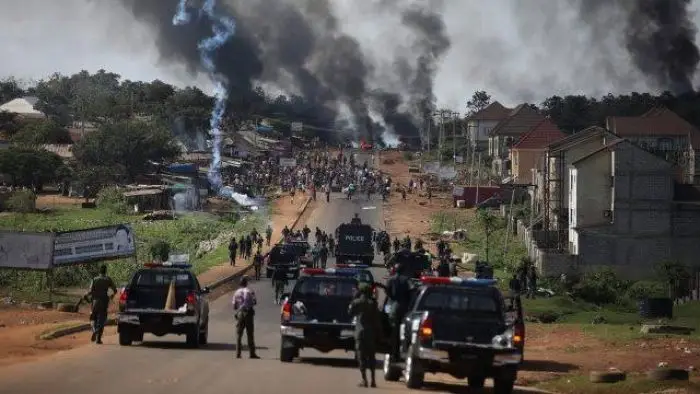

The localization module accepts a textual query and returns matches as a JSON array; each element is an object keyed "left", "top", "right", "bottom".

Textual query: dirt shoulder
[{"left": 0, "top": 195, "right": 314, "bottom": 367}]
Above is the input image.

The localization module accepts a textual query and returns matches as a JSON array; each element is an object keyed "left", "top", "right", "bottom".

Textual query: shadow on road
[
  {"left": 521, "top": 359, "right": 578, "bottom": 373},
  {"left": 421, "top": 381, "right": 549, "bottom": 394},
  {"left": 138, "top": 342, "right": 269, "bottom": 352}
]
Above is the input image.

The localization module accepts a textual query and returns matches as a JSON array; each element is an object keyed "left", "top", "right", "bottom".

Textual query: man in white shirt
[{"left": 232, "top": 276, "right": 259, "bottom": 359}]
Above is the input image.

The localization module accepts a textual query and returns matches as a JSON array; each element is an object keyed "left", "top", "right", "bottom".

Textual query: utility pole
[
  {"left": 452, "top": 111, "right": 457, "bottom": 166},
  {"left": 438, "top": 111, "right": 444, "bottom": 169},
  {"left": 427, "top": 113, "right": 432, "bottom": 162}
]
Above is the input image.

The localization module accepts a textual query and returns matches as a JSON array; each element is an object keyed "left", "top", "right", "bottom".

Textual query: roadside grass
[
  {"left": 536, "top": 373, "right": 700, "bottom": 394},
  {"left": 431, "top": 208, "right": 528, "bottom": 272},
  {"left": 0, "top": 206, "right": 264, "bottom": 301}
]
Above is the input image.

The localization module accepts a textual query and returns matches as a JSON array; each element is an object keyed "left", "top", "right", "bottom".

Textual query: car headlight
[{"left": 492, "top": 333, "right": 513, "bottom": 349}]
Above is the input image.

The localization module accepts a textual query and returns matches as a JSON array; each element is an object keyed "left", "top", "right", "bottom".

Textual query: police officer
[
  {"left": 265, "top": 225, "right": 273, "bottom": 246},
  {"left": 348, "top": 282, "right": 380, "bottom": 388},
  {"left": 253, "top": 251, "right": 263, "bottom": 280},
  {"left": 272, "top": 266, "right": 288, "bottom": 304},
  {"left": 84, "top": 265, "right": 117, "bottom": 344},
  {"left": 351, "top": 213, "right": 362, "bottom": 224},
  {"left": 384, "top": 260, "right": 412, "bottom": 362},
  {"left": 232, "top": 276, "right": 259, "bottom": 359},
  {"left": 319, "top": 242, "right": 329, "bottom": 269}
]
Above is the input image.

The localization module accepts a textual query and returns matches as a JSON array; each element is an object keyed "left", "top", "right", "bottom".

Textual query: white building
[{"left": 0, "top": 96, "right": 46, "bottom": 119}]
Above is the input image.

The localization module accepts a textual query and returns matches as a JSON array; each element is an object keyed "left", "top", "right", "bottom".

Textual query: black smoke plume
[{"left": 573, "top": 0, "right": 699, "bottom": 94}]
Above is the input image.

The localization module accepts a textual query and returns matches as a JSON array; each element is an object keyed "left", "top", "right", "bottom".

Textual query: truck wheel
[
  {"left": 280, "top": 344, "right": 296, "bottom": 362},
  {"left": 493, "top": 377, "right": 515, "bottom": 394},
  {"left": 133, "top": 331, "right": 144, "bottom": 343},
  {"left": 468, "top": 375, "right": 485, "bottom": 388},
  {"left": 404, "top": 353, "right": 424, "bottom": 389},
  {"left": 382, "top": 354, "right": 401, "bottom": 381},
  {"left": 118, "top": 331, "right": 133, "bottom": 346},
  {"left": 186, "top": 326, "right": 200, "bottom": 348}
]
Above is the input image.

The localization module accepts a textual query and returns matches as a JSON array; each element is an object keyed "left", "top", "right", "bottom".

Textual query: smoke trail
[{"left": 172, "top": 0, "right": 235, "bottom": 190}]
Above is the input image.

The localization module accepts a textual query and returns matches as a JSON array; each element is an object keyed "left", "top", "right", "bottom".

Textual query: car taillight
[
  {"left": 419, "top": 315, "right": 433, "bottom": 339},
  {"left": 513, "top": 321, "right": 524, "bottom": 345},
  {"left": 185, "top": 291, "right": 196, "bottom": 305},
  {"left": 119, "top": 289, "right": 128, "bottom": 305},
  {"left": 372, "top": 284, "right": 377, "bottom": 298},
  {"left": 281, "top": 300, "right": 292, "bottom": 322}
]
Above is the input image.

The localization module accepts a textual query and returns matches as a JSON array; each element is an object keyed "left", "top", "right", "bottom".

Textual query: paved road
[{"left": 0, "top": 190, "right": 542, "bottom": 394}]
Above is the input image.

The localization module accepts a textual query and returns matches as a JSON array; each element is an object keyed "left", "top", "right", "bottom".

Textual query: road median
[{"left": 40, "top": 196, "right": 313, "bottom": 341}]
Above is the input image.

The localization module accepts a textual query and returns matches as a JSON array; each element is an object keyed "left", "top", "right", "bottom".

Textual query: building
[
  {"left": 488, "top": 104, "right": 546, "bottom": 177},
  {"left": 567, "top": 139, "right": 700, "bottom": 278},
  {"left": 42, "top": 144, "right": 74, "bottom": 161},
  {"left": 509, "top": 118, "right": 566, "bottom": 185},
  {"left": 0, "top": 96, "right": 46, "bottom": 119},
  {"left": 465, "top": 101, "right": 512, "bottom": 151},
  {"left": 606, "top": 108, "right": 700, "bottom": 184}
]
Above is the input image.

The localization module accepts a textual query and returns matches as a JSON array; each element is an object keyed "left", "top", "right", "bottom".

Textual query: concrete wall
[
  {"left": 573, "top": 151, "right": 613, "bottom": 228},
  {"left": 469, "top": 119, "right": 499, "bottom": 149}
]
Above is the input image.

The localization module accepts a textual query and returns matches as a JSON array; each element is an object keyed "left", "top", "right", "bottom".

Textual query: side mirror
[{"left": 201, "top": 287, "right": 211, "bottom": 294}]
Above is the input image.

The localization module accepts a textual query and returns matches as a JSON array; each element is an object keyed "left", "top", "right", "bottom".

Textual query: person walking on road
[
  {"left": 348, "top": 283, "right": 380, "bottom": 388},
  {"left": 232, "top": 276, "right": 259, "bottom": 359},
  {"left": 319, "top": 243, "right": 329, "bottom": 269},
  {"left": 265, "top": 225, "right": 273, "bottom": 246},
  {"left": 272, "top": 267, "right": 289, "bottom": 304},
  {"left": 228, "top": 238, "right": 238, "bottom": 266},
  {"left": 83, "top": 265, "right": 117, "bottom": 344},
  {"left": 253, "top": 251, "right": 263, "bottom": 280}
]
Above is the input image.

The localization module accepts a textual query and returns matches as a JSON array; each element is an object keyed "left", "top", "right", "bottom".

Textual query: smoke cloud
[{"left": 568, "top": 0, "right": 700, "bottom": 94}]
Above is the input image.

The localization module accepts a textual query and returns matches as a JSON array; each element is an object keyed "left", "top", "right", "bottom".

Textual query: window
[
  {"left": 418, "top": 288, "right": 498, "bottom": 314},
  {"left": 294, "top": 277, "right": 358, "bottom": 298},
  {"left": 134, "top": 271, "right": 194, "bottom": 287}
]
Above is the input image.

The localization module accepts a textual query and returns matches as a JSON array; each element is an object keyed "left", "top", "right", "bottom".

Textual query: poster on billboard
[
  {"left": 279, "top": 158, "right": 297, "bottom": 168},
  {"left": 0, "top": 231, "right": 55, "bottom": 270},
  {"left": 53, "top": 225, "right": 136, "bottom": 266}
]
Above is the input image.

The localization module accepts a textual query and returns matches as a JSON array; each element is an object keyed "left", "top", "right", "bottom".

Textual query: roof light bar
[
  {"left": 301, "top": 268, "right": 365, "bottom": 277},
  {"left": 420, "top": 276, "right": 497, "bottom": 287},
  {"left": 144, "top": 262, "right": 192, "bottom": 269}
]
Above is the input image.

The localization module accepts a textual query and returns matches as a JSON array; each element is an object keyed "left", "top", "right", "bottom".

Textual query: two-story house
[
  {"left": 606, "top": 107, "right": 700, "bottom": 184},
  {"left": 488, "top": 104, "right": 545, "bottom": 177},
  {"left": 465, "top": 101, "right": 512, "bottom": 151},
  {"left": 509, "top": 118, "right": 566, "bottom": 185},
  {"left": 567, "top": 139, "right": 700, "bottom": 278}
]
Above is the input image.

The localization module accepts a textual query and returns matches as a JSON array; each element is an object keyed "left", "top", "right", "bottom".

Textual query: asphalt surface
[{"left": 0, "top": 152, "right": 543, "bottom": 394}]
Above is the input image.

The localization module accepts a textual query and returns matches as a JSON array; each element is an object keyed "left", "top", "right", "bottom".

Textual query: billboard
[
  {"left": 53, "top": 225, "right": 136, "bottom": 266},
  {"left": 279, "top": 158, "right": 297, "bottom": 168},
  {"left": 0, "top": 231, "right": 55, "bottom": 270}
]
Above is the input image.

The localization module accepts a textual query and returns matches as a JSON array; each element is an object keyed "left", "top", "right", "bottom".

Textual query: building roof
[
  {"left": 0, "top": 96, "right": 45, "bottom": 118},
  {"left": 468, "top": 101, "right": 512, "bottom": 121},
  {"left": 547, "top": 126, "right": 618, "bottom": 153},
  {"left": 512, "top": 118, "right": 567, "bottom": 150},
  {"left": 42, "top": 144, "right": 73, "bottom": 159},
  {"left": 571, "top": 138, "right": 672, "bottom": 169},
  {"left": 489, "top": 104, "right": 545, "bottom": 136},
  {"left": 606, "top": 107, "right": 697, "bottom": 137}
]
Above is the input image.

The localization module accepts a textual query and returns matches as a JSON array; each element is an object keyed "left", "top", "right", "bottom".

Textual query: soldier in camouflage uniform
[{"left": 348, "top": 282, "right": 381, "bottom": 388}]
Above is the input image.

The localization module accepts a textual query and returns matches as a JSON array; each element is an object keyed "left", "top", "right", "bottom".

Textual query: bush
[
  {"left": 572, "top": 268, "right": 626, "bottom": 305},
  {"left": 626, "top": 280, "right": 667, "bottom": 300},
  {"left": 402, "top": 151, "right": 413, "bottom": 161},
  {"left": 96, "top": 186, "right": 129, "bottom": 214},
  {"left": 6, "top": 189, "right": 36, "bottom": 213},
  {"left": 149, "top": 240, "right": 171, "bottom": 262}
]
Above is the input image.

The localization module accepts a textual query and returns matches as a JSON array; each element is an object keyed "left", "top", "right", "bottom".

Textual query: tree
[
  {"left": 72, "top": 119, "right": 180, "bottom": 183},
  {"left": 476, "top": 208, "right": 498, "bottom": 263},
  {"left": 466, "top": 91, "right": 492, "bottom": 116},
  {"left": 0, "top": 78, "right": 24, "bottom": 104},
  {"left": 11, "top": 119, "right": 72, "bottom": 146},
  {"left": 655, "top": 261, "right": 690, "bottom": 299},
  {"left": 0, "top": 147, "right": 65, "bottom": 188}
]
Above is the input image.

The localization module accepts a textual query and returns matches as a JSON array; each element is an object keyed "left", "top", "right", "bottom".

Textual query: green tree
[
  {"left": 0, "top": 147, "right": 65, "bottom": 188},
  {"left": 72, "top": 119, "right": 180, "bottom": 183},
  {"left": 476, "top": 208, "right": 498, "bottom": 262},
  {"left": 466, "top": 90, "right": 491, "bottom": 116},
  {"left": 11, "top": 119, "right": 72, "bottom": 146},
  {"left": 655, "top": 260, "right": 690, "bottom": 299}
]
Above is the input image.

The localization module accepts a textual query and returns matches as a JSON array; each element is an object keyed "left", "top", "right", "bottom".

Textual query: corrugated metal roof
[
  {"left": 123, "top": 189, "right": 164, "bottom": 197},
  {"left": 42, "top": 144, "right": 73, "bottom": 159},
  {"left": 0, "top": 96, "right": 45, "bottom": 118}
]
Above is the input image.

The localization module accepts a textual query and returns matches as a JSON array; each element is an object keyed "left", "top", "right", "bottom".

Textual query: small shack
[
  {"left": 452, "top": 185, "right": 502, "bottom": 208},
  {"left": 123, "top": 187, "right": 167, "bottom": 213}
]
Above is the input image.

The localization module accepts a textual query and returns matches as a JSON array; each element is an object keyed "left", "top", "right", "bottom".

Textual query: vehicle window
[
  {"left": 419, "top": 288, "right": 498, "bottom": 313},
  {"left": 294, "top": 277, "right": 358, "bottom": 298},
  {"left": 134, "top": 270, "right": 194, "bottom": 287},
  {"left": 355, "top": 271, "right": 373, "bottom": 283}
]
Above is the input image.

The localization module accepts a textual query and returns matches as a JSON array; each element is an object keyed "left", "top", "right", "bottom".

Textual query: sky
[{"left": 2, "top": 0, "right": 700, "bottom": 112}]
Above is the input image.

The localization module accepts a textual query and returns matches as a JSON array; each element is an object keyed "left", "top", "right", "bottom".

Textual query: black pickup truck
[
  {"left": 265, "top": 241, "right": 311, "bottom": 278},
  {"left": 117, "top": 263, "right": 210, "bottom": 348},
  {"left": 279, "top": 270, "right": 365, "bottom": 362},
  {"left": 335, "top": 223, "right": 374, "bottom": 265},
  {"left": 380, "top": 277, "right": 523, "bottom": 393}
]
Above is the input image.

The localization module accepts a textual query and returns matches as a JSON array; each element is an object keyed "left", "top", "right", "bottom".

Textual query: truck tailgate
[{"left": 432, "top": 313, "right": 504, "bottom": 344}]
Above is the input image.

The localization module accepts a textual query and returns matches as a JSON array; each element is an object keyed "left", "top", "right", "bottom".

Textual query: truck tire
[
  {"left": 468, "top": 375, "right": 485, "bottom": 388},
  {"left": 118, "top": 331, "right": 133, "bottom": 346},
  {"left": 280, "top": 344, "right": 296, "bottom": 362},
  {"left": 590, "top": 370, "right": 627, "bottom": 383},
  {"left": 133, "top": 331, "right": 144, "bottom": 343},
  {"left": 186, "top": 325, "right": 200, "bottom": 348},
  {"left": 382, "top": 354, "right": 401, "bottom": 381},
  {"left": 199, "top": 324, "right": 209, "bottom": 345},
  {"left": 494, "top": 367, "right": 517, "bottom": 394},
  {"left": 646, "top": 368, "right": 689, "bottom": 381},
  {"left": 404, "top": 353, "right": 425, "bottom": 389}
]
